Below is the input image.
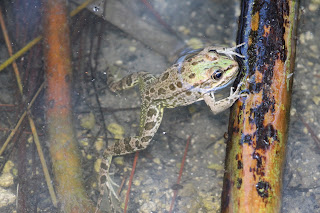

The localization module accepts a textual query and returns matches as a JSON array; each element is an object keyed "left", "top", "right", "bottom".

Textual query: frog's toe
[
  {"left": 106, "top": 174, "right": 120, "bottom": 200},
  {"left": 239, "top": 88, "right": 250, "bottom": 97}
]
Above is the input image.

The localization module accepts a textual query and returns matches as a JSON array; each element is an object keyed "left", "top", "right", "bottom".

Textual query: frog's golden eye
[{"left": 211, "top": 70, "right": 223, "bottom": 80}]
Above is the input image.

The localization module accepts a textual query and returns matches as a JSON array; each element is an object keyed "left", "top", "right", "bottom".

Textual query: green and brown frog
[{"left": 96, "top": 43, "right": 246, "bottom": 212}]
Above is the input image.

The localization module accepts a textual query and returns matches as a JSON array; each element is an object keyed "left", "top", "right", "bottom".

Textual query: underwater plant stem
[{"left": 221, "top": 0, "right": 299, "bottom": 212}]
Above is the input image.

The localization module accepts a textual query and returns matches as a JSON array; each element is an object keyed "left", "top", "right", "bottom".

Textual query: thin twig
[
  {"left": 117, "top": 174, "right": 127, "bottom": 196},
  {"left": 140, "top": 0, "right": 180, "bottom": 39},
  {"left": 297, "top": 113, "right": 320, "bottom": 150},
  {"left": 89, "top": 0, "right": 109, "bottom": 146},
  {"left": 0, "top": 82, "right": 44, "bottom": 156},
  {"left": 28, "top": 113, "right": 58, "bottom": 206},
  {"left": 0, "top": 127, "right": 42, "bottom": 135},
  {"left": 0, "top": 8, "right": 58, "bottom": 206},
  {"left": 169, "top": 135, "right": 191, "bottom": 213},
  {"left": 0, "top": 104, "right": 17, "bottom": 107},
  {"left": 0, "top": 0, "right": 95, "bottom": 72},
  {"left": 124, "top": 151, "right": 139, "bottom": 213},
  {"left": 0, "top": 8, "right": 23, "bottom": 92}
]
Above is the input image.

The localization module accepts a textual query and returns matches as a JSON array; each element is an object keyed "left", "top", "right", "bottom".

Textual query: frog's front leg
[
  {"left": 203, "top": 82, "right": 246, "bottom": 114},
  {"left": 96, "top": 103, "right": 164, "bottom": 213},
  {"left": 107, "top": 70, "right": 155, "bottom": 92}
]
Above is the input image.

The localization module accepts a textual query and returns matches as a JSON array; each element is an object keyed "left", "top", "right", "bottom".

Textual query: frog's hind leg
[
  {"left": 107, "top": 69, "right": 154, "bottom": 92},
  {"left": 104, "top": 104, "right": 163, "bottom": 157},
  {"left": 96, "top": 103, "right": 163, "bottom": 213}
]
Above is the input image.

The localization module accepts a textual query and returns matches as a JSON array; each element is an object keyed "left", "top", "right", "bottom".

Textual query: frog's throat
[{"left": 185, "top": 77, "right": 236, "bottom": 94}]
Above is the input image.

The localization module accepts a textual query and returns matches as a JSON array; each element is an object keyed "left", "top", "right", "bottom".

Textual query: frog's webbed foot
[
  {"left": 204, "top": 82, "right": 247, "bottom": 114},
  {"left": 106, "top": 171, "right": 120, "bottom": 200},
  {"left": 216, "top": 43, "right": 245, "bottom": 58},
  {"left": 96, "top": 156, "right": 120, "bottom": 213},
  {"left": 230, "top": 82, "right": 248, "bottom": 99}
]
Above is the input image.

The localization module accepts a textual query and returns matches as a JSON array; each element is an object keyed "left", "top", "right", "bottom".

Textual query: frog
[{"left": 96, "top": 43, "right": 246, "bottom": 213}]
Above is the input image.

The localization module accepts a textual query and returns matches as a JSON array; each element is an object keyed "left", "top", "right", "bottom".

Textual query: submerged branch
[
  {"left": 221, "top": 0, "right": 299, "bottom": 212},
  {"left": 43, "top": 0, "right": 97, "bottom": 212}
]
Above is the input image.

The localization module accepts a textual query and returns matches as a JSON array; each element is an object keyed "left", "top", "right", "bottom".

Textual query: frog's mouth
[
  {"left": 182, "top": 76, "right": 237, "bottom": 94},
  {"left": 209, "top": 77, "right": 236, "bottom": 91}
]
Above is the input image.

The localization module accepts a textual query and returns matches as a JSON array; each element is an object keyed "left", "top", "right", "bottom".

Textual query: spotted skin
[{"left": 96, "top": 44, "right": 246, "bottom": 212}]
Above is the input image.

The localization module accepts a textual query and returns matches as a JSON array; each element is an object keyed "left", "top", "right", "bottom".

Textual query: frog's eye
[
  {"left": 211, "top": 70, "right": 223, "bottom": 80},
  {"left": 208, "top": 49, "right": 217, "bottom": 53}
]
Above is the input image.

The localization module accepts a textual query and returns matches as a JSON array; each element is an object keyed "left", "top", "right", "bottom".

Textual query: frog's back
[{"left": 143, "top": 66, "right": 203, "bottom": 108}]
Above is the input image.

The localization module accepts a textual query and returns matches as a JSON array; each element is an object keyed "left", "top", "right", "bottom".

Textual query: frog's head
[{"left": 180, "top": 46, "right": 242, "bottom": 93}]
